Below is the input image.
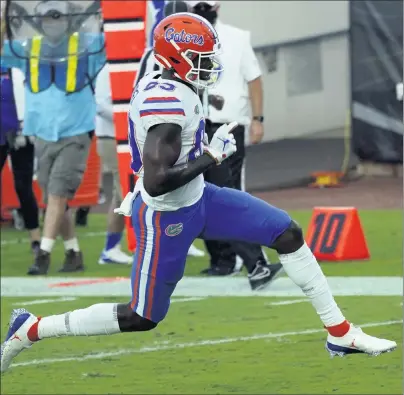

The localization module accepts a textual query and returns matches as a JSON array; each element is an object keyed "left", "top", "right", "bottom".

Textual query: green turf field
[
  {"left": 1, "top": 210, "right": 403, "bottom": 277},
  {"left": 0, "top": 296, "right": 402, "bottom": 394},
  {"left": 0, "top": 209, "right": 402, "bottom": 394}
]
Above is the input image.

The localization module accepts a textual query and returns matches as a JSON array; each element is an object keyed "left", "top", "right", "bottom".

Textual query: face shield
[
  {"left": 191, "top": 2, "right": 219, "bottom": 26},
  {"left": 5, "top": 0, "right": 104, "bottom": 63},
  {"left": 39, "top": 11, "right": 70, "bottom": 46}
]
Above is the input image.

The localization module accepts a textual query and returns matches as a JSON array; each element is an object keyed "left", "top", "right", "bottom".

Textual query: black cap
[{"left": 164, "top": 1, "right": 189, "bottom": 17}]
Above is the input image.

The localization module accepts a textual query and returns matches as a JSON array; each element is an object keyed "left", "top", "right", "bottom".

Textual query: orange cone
[{"left": 305, "top": 207, "right": 370, "bottom": 261}]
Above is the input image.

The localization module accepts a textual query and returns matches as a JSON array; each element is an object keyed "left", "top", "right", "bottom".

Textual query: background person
[
  {"left": 95, "top": 64, "right": 133, "bottom": 265},
  {"left": 0, "top": 65, "right": 41, "bottom": 255},
  {"left": 1, "top": 0, "right": 106, "bottom": 275},
  {"left": 188, "top": 1, "right": 281, "bottom": 280}
]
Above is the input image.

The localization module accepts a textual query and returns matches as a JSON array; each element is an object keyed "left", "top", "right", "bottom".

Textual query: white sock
[
  {"left": 40, "top": 238, "right": 55, "bottom": 253},
  {"left": 279, "top": 243, "right": 346, "bottom": 327},
  {"left": 38, "top": 304, "right": 121, "bottom": 339},
  {"left": 64, "top": 238, "right": 80, "bottom": 252}
]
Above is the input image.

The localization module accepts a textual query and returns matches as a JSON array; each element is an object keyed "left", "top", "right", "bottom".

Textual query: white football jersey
[{"left": 128, "top": 73, "right": 206, "bottom": 211}]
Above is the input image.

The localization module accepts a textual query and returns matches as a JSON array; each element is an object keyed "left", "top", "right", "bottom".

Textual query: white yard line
[
  {"left": 2, "top": 276, "right": 402, "bottom": 297},
  {"left": 12, "top": 297, "right": 77, "bottom": 306},
  {"left": 10, "top": 297, "right": 203, "bottom": 307},
  {"left": 171, "top": 297, "right": 207, "bottom": 303},
  {"left": 1, "top": 232, "right": 106, "bottom": 246},
  {"left": 266, "top": 299, "right": 308, "bottom": 306},
  {"left": 11, "top": 320, "right": 401, "bottom": 369}
]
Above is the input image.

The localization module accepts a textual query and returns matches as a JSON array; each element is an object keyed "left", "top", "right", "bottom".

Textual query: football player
[{"left": 1, "top": 13, "right": 396, "bottom": 372}]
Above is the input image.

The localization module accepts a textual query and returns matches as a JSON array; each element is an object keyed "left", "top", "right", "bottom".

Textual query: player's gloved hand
[{"left": 204, "top": 121, "right": 238, "bottom": 164}]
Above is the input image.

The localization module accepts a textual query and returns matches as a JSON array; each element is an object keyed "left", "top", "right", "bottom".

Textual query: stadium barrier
[
  {"left": 1, "top": 138, "right": 100, "bottom": 219},
  {"left": 101, "top": 0, "right": 147, "bottom": 251}
]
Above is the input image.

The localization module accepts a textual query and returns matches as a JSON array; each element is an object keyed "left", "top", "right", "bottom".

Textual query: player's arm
[{"left": 142, "top": 123, "right": 215, "bottom": 197}]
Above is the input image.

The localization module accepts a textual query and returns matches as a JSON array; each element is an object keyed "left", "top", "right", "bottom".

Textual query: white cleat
[
  {"left": 98, "top": 246, "right": 133, "bottom": 265},
  {"left": 1, "top": 309, "right": 37, "bottom": 373},
  {"left": 326, "top": 324, "right": 397, "bottom": 357},
  {"left": 187, "top": 243, "right": 205, "bottom": 258}
]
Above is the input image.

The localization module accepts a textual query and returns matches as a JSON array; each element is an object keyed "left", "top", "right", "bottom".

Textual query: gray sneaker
[
  {"left": 27, "top": 249, "right": 50, "bottom": 275},
  {"left": 58, "top": 250, "right": 84, "bottom": 273}
]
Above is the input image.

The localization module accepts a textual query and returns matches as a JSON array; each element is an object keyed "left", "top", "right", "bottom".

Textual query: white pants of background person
[
  {"left": 96, "top": 137, "right": 133, "bottom": 265},
  {"left": 95, "top": 65, "right": 132, "bottom": 265}
]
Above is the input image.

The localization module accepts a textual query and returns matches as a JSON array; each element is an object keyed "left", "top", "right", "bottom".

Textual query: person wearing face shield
[
  {"left": 186, "top": 1, "right": 282, "bottom": 280},
  {"left": 133, "top": 0, "right": 206, "bottom": 259},
  {"left": 0, "top": 0, "right": 106, "bottom": 275}
]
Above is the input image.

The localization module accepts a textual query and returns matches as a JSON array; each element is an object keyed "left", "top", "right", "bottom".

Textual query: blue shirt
[
  {"left": 0, "top": 66, "right": 19, "bottom": 145},
  {"left": 1, "top": 35, "right": 106, "bottom": 142}
]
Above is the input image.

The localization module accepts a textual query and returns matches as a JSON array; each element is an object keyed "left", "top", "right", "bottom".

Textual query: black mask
[
  {"left": 164, "top": 1, "right": 188, "bottom": 17},
  {"left": 194, "top": 9, "right": 217, "bottom": 25},
  {"left": 192, "top": 3, "right": 218, "bottom": 25}
]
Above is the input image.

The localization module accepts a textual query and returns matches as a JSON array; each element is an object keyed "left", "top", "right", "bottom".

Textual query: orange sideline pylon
[
  {"left": 101, "top": 0, "right": 147, "bottom": 252},
  {"left": 1, "top": 138, "right": 100, "bottom": 214},
  {"left": 305, "top": 207, "right": 370, "bottom": 261}
]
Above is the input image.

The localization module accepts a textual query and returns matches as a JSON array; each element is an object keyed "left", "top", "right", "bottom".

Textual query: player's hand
[{"left": 204, "top": 121, "right": 238, "bottom": 164}]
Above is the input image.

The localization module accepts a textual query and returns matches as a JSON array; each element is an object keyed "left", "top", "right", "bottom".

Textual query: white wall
[
  {"left": 145, "top": 1, "right": 349, "bottom": 48},
  {"left": 218, "top": 0, "right": 349, "bottom": 48},
  {"left": 257, "top": 34, "right": 350, "bottom": 142},
  {"left": 212, "top": 0, "right": 350, "bottom": 141}
]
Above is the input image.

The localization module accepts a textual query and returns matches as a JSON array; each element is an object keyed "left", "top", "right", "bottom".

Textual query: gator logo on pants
[{"left": 165, "top": 223, "right": 184, "bottom": 237}]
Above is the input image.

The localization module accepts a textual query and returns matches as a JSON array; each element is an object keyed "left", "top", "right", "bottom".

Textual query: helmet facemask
[
  {"left": 153, "top": 12, "right": 223, "bottom": 89},
  {"left": 183, "top": 49, "right": 223, "bottom": 89}
]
